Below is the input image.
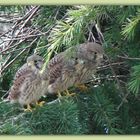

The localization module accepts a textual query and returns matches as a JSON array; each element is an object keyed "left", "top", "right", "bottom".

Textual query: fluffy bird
[
  {"left": 43, "top": 42, "right": 104, "bottom": 97},
  {"left": 7, "top": 54, "right": 46, "bottom": 111}
]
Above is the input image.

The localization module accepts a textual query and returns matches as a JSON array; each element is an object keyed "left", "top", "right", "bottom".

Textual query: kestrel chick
[
  {"left": 74, "top": 42, "right": 104, "bottom": 85},
  {"left": 7, "top": 54, "right": 45, "bottom": 111},
  {"left": 44, "top": 42, "right": 104, "bottom": 97}
]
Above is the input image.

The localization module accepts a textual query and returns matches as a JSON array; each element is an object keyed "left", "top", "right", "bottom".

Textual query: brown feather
[
  {"left": 8, "top": 68, "right": 33, "bottom": 100},
  {"left": 7, "top": 54, "right": 45, "bottom": 106},
  {"left": 45, "top": 42, "right": 104, "bottom": 94}
]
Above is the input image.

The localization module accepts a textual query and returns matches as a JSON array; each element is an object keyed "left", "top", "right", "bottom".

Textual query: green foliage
[
  {"left": 0, "top": 6, "right": 30, "bottom": 15},
  {"left": 0, "top": 101, "right": 31, "bottom": 135},
  {"left": 0, "top": 99, "right": 82, "bottom": 135},
  {"left": 1, "top": 5, "right": 140, "bottom": 135},
  {"left": 91, "top": 88, "right": 122, "bottom": 134},
  {"left": 75, "top": 85, "right": 122, "bottom": 134},
  {"left": 122, "top": 13, "right": 140, "bottom": 41},
  {"left": 128, "top": 65, "right": 140, "bottom": 95},
  {"left": 26, "top": 98, "right": 82, "bottom": 134}
]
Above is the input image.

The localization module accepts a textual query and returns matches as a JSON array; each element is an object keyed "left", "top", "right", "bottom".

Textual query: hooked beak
[
  {"left": 27, "top": 61, "right": 34, "bottom": 67},
  {"left": 35, "top": 61, "right": 44, "bottom": 69},
  {"left": 97, "top": 54, "right": 106, "bottom": 66}
]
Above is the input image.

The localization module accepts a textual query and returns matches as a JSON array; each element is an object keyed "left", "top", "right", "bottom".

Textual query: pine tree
[{"left": 0, "top": 5, "right": 140, "bottom": 135}]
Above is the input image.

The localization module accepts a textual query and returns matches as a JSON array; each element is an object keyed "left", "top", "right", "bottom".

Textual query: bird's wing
[
  {"left": 47, "top": 46, "right": 80, "bottom": 84},
  {"left": 47, "top": 53, "right": 65, "bottom": 84},
  {"left": 14, "top": 63, "right": 30, "bottom": 79},
  {"left": 8, "top": 66, "right": 33, "bottom": 100}
]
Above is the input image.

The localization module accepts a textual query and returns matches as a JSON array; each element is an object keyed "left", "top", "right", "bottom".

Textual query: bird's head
[
  {"left": 78, "top": 42, "right": 104, "bottom": 65},
  {"left": 89, "top": 43, "right": 104, "bottom": 65},
  {"left": 27, "top": 54, "right": 44, "bottom": 71}
]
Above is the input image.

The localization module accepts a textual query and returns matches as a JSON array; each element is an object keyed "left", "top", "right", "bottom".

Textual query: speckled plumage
[
  {"left": 7, "top": 54, "right": 46, "bottom": 106},
  {"left": 44, "top": 42, "right": 104, "bottom": 94}
]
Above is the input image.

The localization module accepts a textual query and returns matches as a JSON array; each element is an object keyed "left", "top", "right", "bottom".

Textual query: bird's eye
[
  {"left": 38, "top": 59, "right": 44, "bottom": 62},
  {"left": 93, "top": 52, "right": 97, "bottom": 60},
  {"left": 34, "top": 60, "right": 38, "bottom": 63}
]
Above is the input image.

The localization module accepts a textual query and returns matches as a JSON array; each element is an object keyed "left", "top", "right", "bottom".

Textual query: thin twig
[
  {"left": 95, "top": 23, "right": 104, "bottom": 44},
  {"left": 95, "top": 24, "right": 126, "bottom": 98},
  {"left": 87, "top": 23, "right": 96, "bottom": 42},
  {"left": 1, "top": 55, "right": 11, "bottom": 69},
  {"left": 0, "top": 49, "right": 27, "bottom": 74},
  {"left": 4, "top": 45, "right": 36, "bottom": 54},
  {"left": 1, "top": 30, "right": 36, "bottom": 54},
  {"left": 47, "top": 98, "right": 60, "bottom": 105},
  {"left": 117, "top": 90, "right": 130, "bottom": 111},
  {"left": 0, "top": 38, "right": 38, "bottom": 74},
  {"left": 97, "top": 62, "right": 125, "bottom": 71},
  {"left": 3, "top": 6, "right": 40, "bottom": 51},
  {"left": 2, "top": 30, "right": 50, "bottom": 42},
  {"left": 104, "top": 54, "right": 125, "bottom": 97},
  {"left": 18, "top": 6, "right": 40, "bottom": 33},
  {"left": 1, "top": 6, "right": 39, "bottom": 53},
  {"left": 0, "top": 28, "right": 12, "bottom": 38},
  {"left": 117, "top": 55, "right": 140, "bottom": 61},
  {"left": 93, "top": 75, "right": 128, "bottom": 81},
  {"left": 54, "top": 6, "right": 61, "bottom": 20},
  {"left": 1, "top": 40, "right": 25, "bottom": 54}
]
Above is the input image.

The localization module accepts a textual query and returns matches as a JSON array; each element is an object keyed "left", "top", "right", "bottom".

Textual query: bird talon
[
  {"left": 64, "top": 90, "right": 75, "bottom": 96},
  {"left": 76, "top": 84, "right": 88, "bottom": 91},
  {"left": 69, "top": 93, "right": 76, "bottom": 96},
  {"left": 57, "top": 91, "right": 62, "bottom": 98},
  {"left": 24, "top": 104, "right": 33, "bottom": 112},
  {"left": 36, "top": 101, "right": 45, "bottom": 107},
  {"left": 24, "top": 108, "right": 33, "bottom": 112}
]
